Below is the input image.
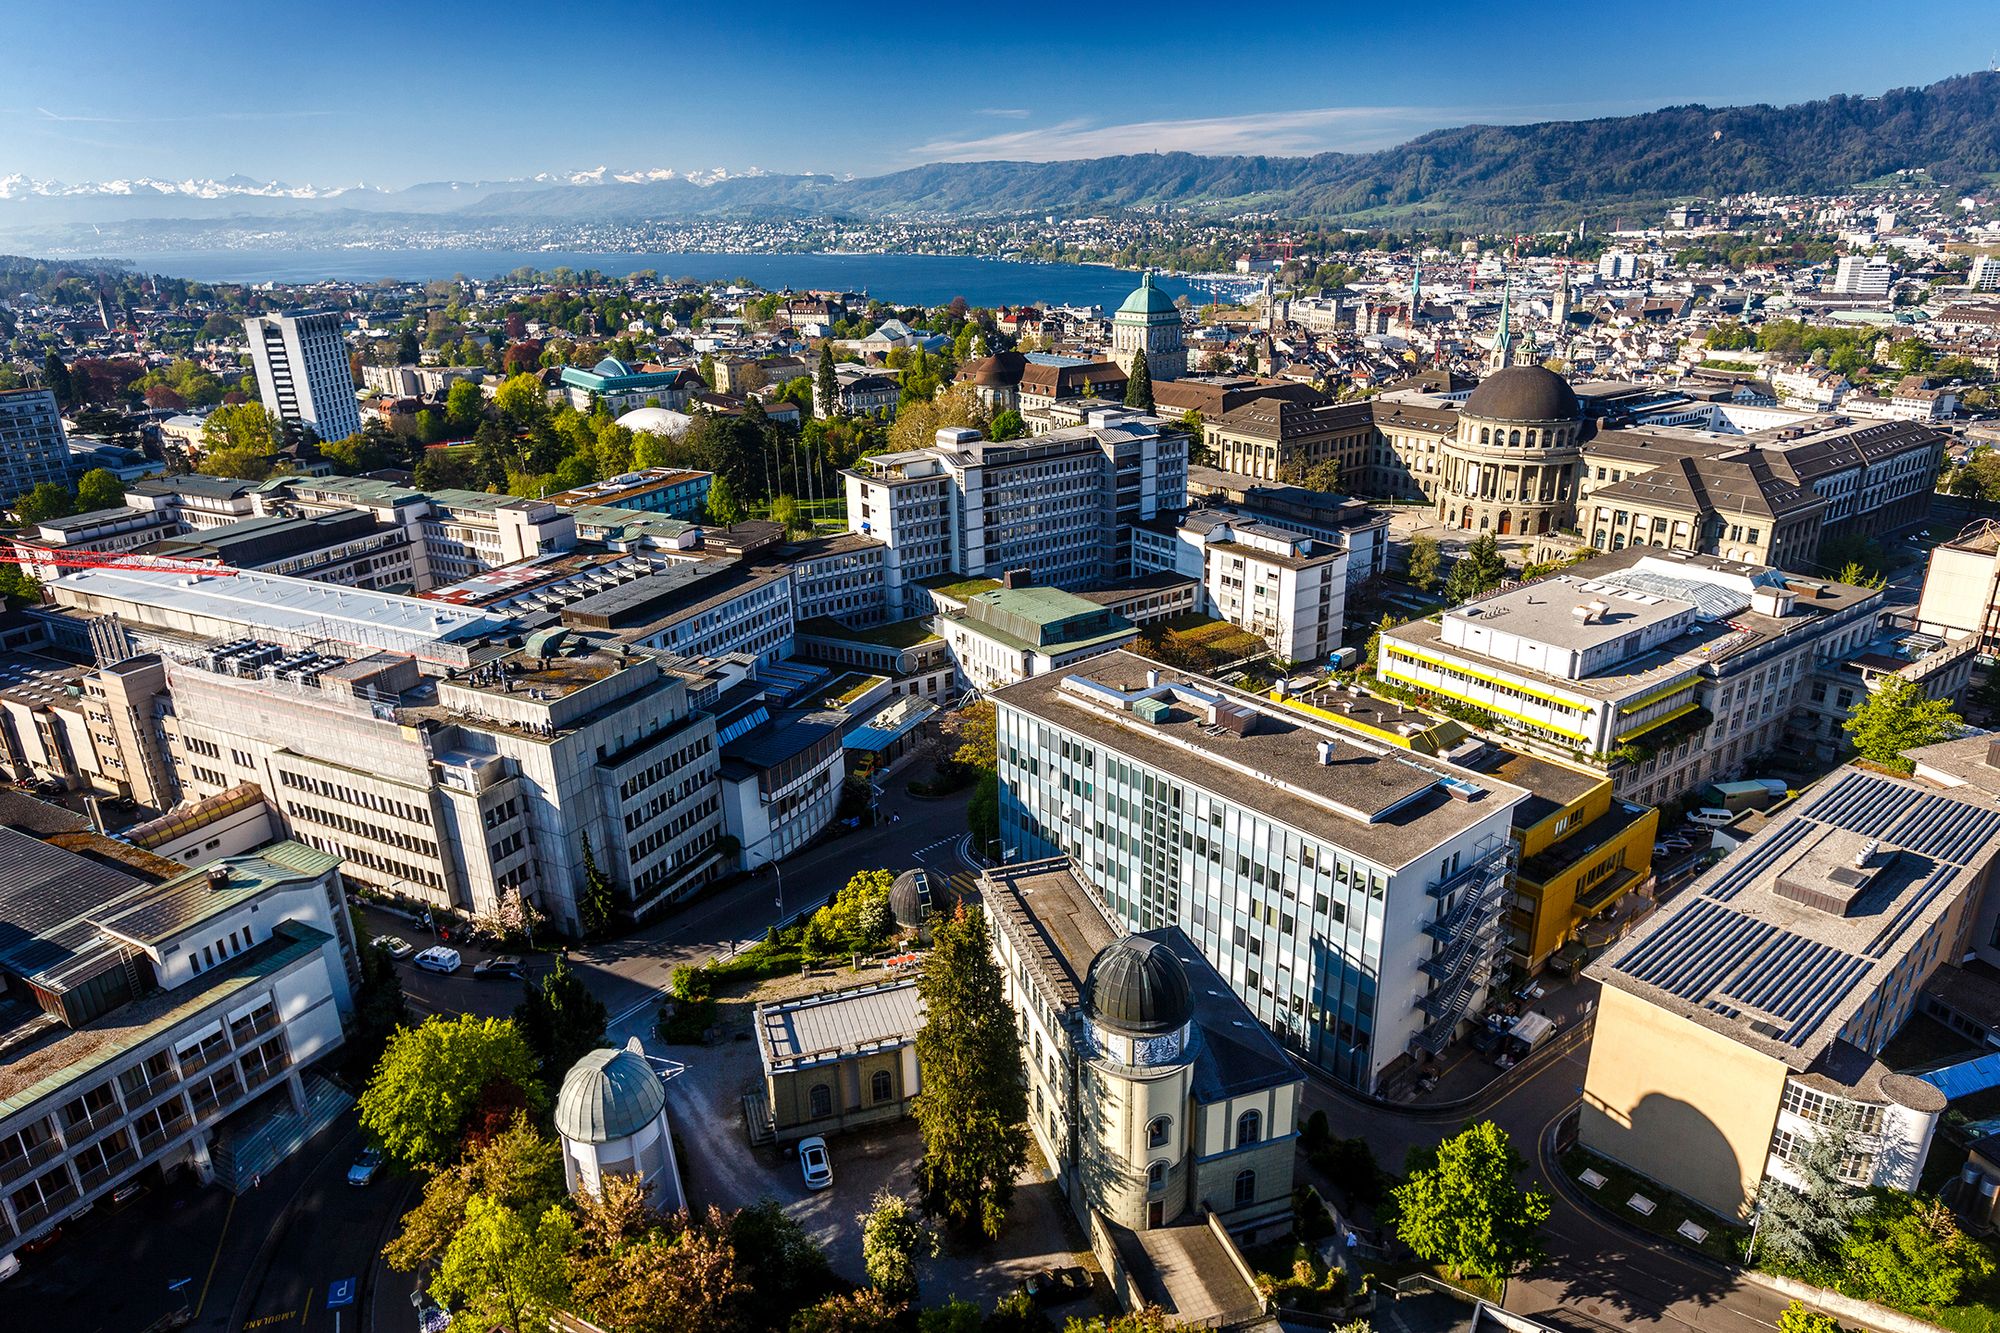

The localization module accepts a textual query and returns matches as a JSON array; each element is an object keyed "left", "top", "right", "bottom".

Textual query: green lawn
[{"left": 1559, "top": 1147, "right": 1744, "bottom": 1264}]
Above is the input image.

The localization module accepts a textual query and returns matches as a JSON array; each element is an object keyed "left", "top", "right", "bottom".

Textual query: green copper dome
[
  {"left": 555, "top": 1046, "right": 666, "bottom": 1144},
  {"left": 1116, "top": 272, "right": 1177, "bottom": 318}
]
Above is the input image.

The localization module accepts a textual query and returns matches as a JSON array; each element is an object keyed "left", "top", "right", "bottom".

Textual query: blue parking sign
[{"left": 327, "top": 1277, "right": 357, "bottom": 1309}]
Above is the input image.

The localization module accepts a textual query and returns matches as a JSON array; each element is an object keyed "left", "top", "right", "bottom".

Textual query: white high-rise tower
[{"left": 246, "top": 311, "right": 361, "bottom": 444}]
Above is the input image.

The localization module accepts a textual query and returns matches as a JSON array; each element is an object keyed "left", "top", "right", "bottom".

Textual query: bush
[
  {"left": 1310, "top": 1136, "right": 1385, "bottom": 1208},
  {"left": 1302, "top": 1109, "right": 1330, "bottom": 1150}
]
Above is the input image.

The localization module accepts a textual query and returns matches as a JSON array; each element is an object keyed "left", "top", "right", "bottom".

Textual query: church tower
[{"left": 1487, "top": 280, "right": 1514, "bottom": 372}]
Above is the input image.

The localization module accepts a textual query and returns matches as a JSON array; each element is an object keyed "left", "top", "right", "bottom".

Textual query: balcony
[
  {"left": 176, "top": 1044, "right": 231, "bottom": 1080},
  {"left": 136, "top": 1108, "right": 194, "bottom": 1155},
  {"left": 229, "top": 1010, "right": 281, "bottom": 1045},
  {"left": 77, "top": 1144, "right": 139, "bottom": 1193},
  {"left": 243, "top": 1051, "right": 291, "bottom": 1093},
  {"left": 0, "top": 1135, "right": 63, "bottom": 1182},
  {"left": 10, "top": 1180, "right": 80, "bottom": 1232}
]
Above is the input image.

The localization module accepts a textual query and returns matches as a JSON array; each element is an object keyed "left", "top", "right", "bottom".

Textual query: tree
[
  {"left": 384, "top": 1116, "right": 564, "bottom": 1272},
  {"left": 513, "top": 955, "right": 609, "bottom": 1091},
  {"left": 1180, "top": 409, "right": 1212, "bottom": 467},
  {"left": 577, "top": 835, "right": 615, "bottom": 939},
  {"left": 359, "top": 1015, "right": 542, "bottom": 1167},
  {"left": 1443, "top": 532, "right": 1510, "bottom": 604},
  {"left": 771, "top": 494, "right": 811, "bottom": 538},
  {"left": 1125, "top": 349, "right": 1154, "bottom": 411},
  {"left": 1363, "top": 614, "right": 1395, "bottom": 670},
  {"left": 1836, "top": 561, "right": 1887, "bottom": 592},
  {"left": 805, "top": 869, "right": 896, "bottom": 956},
  {"left": 859, "top": 1189, "right": 933, "bottom": 1303},
  {"left": 398, "top": 330, "right": 422, "bottom": 366},
  {"left": 706, "top": 474, "right": 745, "bottom": 526},
  {"left": 494, "top": 373, "right": 546, "bottom": 427},
  {"left": 790, "top": 1289, "right": 905, "bottom": 1333},
  {"left": 988, "top": 408, "right": 1027, "bottom": 441},
  {"left": 968, "top": 770, "right": 1000, "bottom": 863},
  {"left": 951, "top": 700, "right": 997, "bottom": 771},
  {"left": 1752, "top": 1101, "right": 1875, "bottom": 1273},
  {"left": 1281, "top": 459, "right": 1342, "bottom": 493},
  {"left": 14, "top": 482, "right": 74, "bottom": 524},
  {"left": 1776, "top": 1302, "right": 1840, "bottom": 1333},
  {"left": 1841, "top": 1191, "right": 1994, "bottom": 1309},
  {"left": 1406, "top": 534, "right": 1443, "bottom": 593},
  {"left": 887, "top": 384, "right": 986, "bottom": 454},
  {"left": 1390, "top": 1121, "right": 1551, "bottom": 1282},
  {"left": 446, "top": 379, "right": 486, "bottom": 433},
  {"left": 913, "top": 904, "right": 1029, "bottom": 1238},
  {"left": 816, "top": 344, "right": 839, "bottom": 418},
  {"left": 1843, "top": 676, "right": 1963, "bottom": 774},
  {"left": 431, "top": 1194, "right": 574, "bottom": 1333},
  {"left": 728, "top": 1200, "right": 835, "bottom": 1319},
  {"left": 571, "top": 1206, "right": 748, "bottom": 1333},
  {"left": 42, "top": 351, "right": 74, "bottom": 411},
  {"left": 201, "top": 402, "right": 284, "bottom": 477}
]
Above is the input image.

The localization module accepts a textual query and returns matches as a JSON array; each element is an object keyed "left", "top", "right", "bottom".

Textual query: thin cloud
[
  {"left": 908, "top": 106, "right": 1444, "bottom": 162},
  {"left": 973, "top": 108, "right": 1031, "bottom": 119},
  {"left": 30, "top": 106, "right": 335, "bottom": 125}
]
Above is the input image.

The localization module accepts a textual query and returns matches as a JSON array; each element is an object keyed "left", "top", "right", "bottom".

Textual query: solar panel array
[{"left": 1605, "top": 768, "right": 2000, "bottom": 1055}]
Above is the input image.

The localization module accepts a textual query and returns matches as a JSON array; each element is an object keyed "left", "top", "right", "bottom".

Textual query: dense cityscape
[{"left": 8, "top": 14, "right": 2000, "bottom": 1333}]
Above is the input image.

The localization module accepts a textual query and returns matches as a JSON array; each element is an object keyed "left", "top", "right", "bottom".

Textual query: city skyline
[{"left": 2, "top": 0, "right": 1990, "bottom": 188}]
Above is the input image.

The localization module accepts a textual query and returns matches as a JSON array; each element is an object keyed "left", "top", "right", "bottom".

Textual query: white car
[
  {"left": 798, "top": 1135, "right": 833, "bottom": 1191},
  {"left": 413, "top": 946, "right": 461, "bottom": 974},
  {"left": 372, "top": 935, "right": 413, "bottom": 959},
  {"left": 1685, "top": 807, "right": 1737, "bottom": 829}
]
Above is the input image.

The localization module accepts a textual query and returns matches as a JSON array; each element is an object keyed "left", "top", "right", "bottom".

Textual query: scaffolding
[{"left": 1412, "top": 837, "right": 1516, "bottom": 1056}]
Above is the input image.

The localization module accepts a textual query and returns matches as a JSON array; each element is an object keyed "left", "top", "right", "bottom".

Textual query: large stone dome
[
  {"left": 1462, "top": 365, "right": 1579, "bottom": 423},
  {"left": 555, "top": 1046, "right": 665, "bottom": 1144},
  {"left": 1116, "top": 272, "right": 1177, "bottom": 319},
  {"left": 1083, "top": 936, "right": 1192, "bottom": 1036}
]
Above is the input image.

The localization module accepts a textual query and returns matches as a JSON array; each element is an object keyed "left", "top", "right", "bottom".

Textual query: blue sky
[{"left": 3, "top": 1, "right": 1992, "bottom": 187}]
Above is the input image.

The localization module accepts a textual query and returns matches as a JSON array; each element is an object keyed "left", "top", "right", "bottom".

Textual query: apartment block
[
  {"left": 0, "top": 817, "right": 357, "bottom": 1257},
  {"left": 245, "top": 312, "right": 361, "bottom": 444},
  {"left": 845, "top": 410, "right": 1189, "bottom": 618},
  {"left": 0, "top": 388, "right": 74, "bottom": 504}
]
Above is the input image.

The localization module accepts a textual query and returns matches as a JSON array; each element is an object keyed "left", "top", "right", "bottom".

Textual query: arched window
[
  {"left": 1236, "top": 1110, "right": 1262, "bottom": 1147},
  {"left": 1148, "top": 1160, "right": 1168, "bottom": 1193},
  {"left": 1147, "top": 1115, "right": 1172, "bottom": 1149},
  {"left": 1524, "top": 430, "right": 1536, "bottom": 447},
  {"left": 871, "top": 1070, "right": 893, "bottom": 1104},
  {"left": 1479, "top": 427, "right": 1490, "bottom": 445},
  {"left": 1234, "top": 1169, "right": 1257, "bottom": 1207},
  {"left": 809, "top": 1083, "right": 832, "bottom": 1119},
  {"left": 1510, "top": 429, "right": 1521, "bottom": 446}
]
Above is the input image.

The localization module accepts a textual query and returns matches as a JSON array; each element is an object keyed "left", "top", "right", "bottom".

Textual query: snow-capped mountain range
[{"left": 0, "top": 166, "right": 762, "bottom": 201}]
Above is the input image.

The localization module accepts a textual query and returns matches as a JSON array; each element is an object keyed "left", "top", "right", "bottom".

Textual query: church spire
[
  {"left": 1488, "top": 279, "right": 1514, "bottom": 371},
  {"left": 1409, "top": 258, "right": 1422, "bottom": 324}
]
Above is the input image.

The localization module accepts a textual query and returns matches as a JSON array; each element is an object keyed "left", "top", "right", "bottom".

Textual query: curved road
[{"left": 1309, "top": 995, "right": 1819, "bottom": 1333}]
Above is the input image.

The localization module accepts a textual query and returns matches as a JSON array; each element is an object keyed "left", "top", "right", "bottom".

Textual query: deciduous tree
[
  {"left": 431, "top": 1194, "right": 574, "bottom": 1333},
  {"left": 1390, "top": 1120, "right": 1550, "bottom": 1282},
  {"left": 383, "top": 1116, "right": 564, "bottom": 1272},
  {"left": 1842, "top": 1191, "right": 1994, "bottom": 1309},
  {"left": 1406, "top": 534, "right": 1443, "bottom": 593},
  {"left": 913, "top": 904, "right": 1028, "bottom": 1237},
  {"left": 859, "top": 1189, "right": 933, "bottom": 1302},
  {"left": 1843, "top": 676, "right": 1962, "bottom": 774},
  {"left": 359, "top": 1015, "right": 542, "bottom": 1167},
  {"left": 14, "top": 482, "right": 74, "bottom": 524}
]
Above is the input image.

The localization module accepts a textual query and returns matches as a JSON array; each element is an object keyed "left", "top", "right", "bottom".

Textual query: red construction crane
[{"left": 9, "top": 547, "right": 241, "bottom": 577}]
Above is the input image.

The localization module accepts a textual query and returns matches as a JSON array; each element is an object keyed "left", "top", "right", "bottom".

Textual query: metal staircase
[
  {"left": 1411, "top": 839, "right": 1514, "bottom": 1056},
  {"left": 210, "top": 1074, "right": 351, "bottom": 1193}
]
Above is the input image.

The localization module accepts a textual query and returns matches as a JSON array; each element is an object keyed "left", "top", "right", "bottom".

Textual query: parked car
[
  {"left": 474, "top": 955, "right": 523, "bottom": 981},
  {"left": 372, "top": 935, "right": 413, "bottom": 959},
  {"left": 0, "top": 1251, "right": 20, "bottom": 1283},
  {"left": 1685, "top": 807, "right": 1737, "bottom": 829},
  {"left": 1023, "top": 1266, "right": 1091, "bottom": 1306},
  {"left": 348, "top": 1147, "right": 383, "bottom": 1186},
  {"left": 414, "top": 946, "right": 461, "bottom": 974},
  {"left": 798, "top": 1136, "right": 833, "bottom": 1190},
  {"left": 19, "top": 1226, "right": 60, "bottom": 1256}
]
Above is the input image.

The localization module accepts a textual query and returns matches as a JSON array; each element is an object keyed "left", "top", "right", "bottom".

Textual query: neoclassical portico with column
[{"left": 1435, "top": 364, "right": 1585, "bottom": 537}]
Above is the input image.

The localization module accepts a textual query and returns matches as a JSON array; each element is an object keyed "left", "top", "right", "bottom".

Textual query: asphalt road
[{"left": 1312, "top": 994, "right": 1809, "bottom": 1333}]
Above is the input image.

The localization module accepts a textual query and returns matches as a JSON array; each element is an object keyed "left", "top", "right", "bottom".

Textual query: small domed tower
[
  {"left": 1079, "top": 936, "right": 1200, "bottom": 1229},
  {"left": 555, "top": 1039, "right": 684, "bottom": 1211}
]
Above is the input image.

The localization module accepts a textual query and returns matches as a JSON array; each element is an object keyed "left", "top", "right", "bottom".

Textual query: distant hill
[
  {"left": 4, "top": 73, "right": 1998, "bottom": 243},
  {"left": 461, "top": 73, "right": 2000, "bottom": 227}
]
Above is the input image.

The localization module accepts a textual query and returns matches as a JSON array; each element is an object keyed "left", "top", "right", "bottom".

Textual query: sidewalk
[{"left": 1389, "top": 974, "right": 1601, "bottom": 1107}]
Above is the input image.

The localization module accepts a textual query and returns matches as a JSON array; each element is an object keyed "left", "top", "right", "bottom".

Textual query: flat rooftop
[
  {"left": 756, "top": 979, "right": 921, "bottom": 1072},
  {"left": 48, "top": 566, "right": 508, "bottom": 650},
  {"left": 1591, "top": 766, "right": 2000, "bottom": 1069},
  {"left": 995, "top": 651, "right": 1526, "bottom": 870}
]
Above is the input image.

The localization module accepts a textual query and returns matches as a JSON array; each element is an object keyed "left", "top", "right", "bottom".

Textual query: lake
[{"left": 123, "top": 249, "right": 1233, "bottom": 309}]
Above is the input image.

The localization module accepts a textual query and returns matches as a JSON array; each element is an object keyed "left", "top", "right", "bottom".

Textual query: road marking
[
  {"left": 245, "top": 1314, "right": 296, "bottom": 1328},
  {"left": 296, "top": 1286, "right": 314, "bottom": 1329},
  {"left": 194, "top": 1192, "right": 235, "bottom": 1319}
]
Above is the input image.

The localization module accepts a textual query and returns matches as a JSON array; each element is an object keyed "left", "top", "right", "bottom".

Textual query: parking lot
[{"left": 644, "top": 1000, "right": 1096, "bottom": 1312}]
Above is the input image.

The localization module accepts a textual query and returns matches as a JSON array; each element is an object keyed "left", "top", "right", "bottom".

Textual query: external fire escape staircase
[{"left": 1412, "top": 837, "right": 1515, "bottom": 1055}]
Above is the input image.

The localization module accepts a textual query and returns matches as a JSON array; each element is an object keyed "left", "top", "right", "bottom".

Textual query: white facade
[
  {"left": 1833, "top": 255, "right": 1896, "bottom": 297},
  {"left": 245, "top": 312, "right": 362, "bottom": 444},
  {"left": 1164, "top": 511, "right": 1348, "bottom": 663}
]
